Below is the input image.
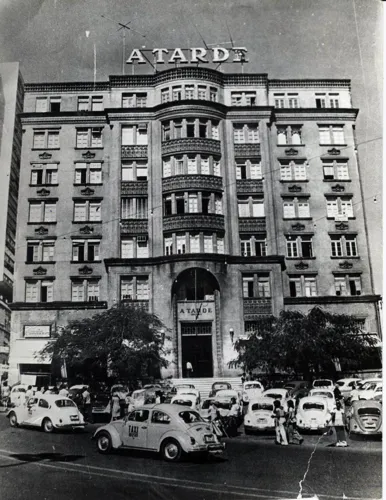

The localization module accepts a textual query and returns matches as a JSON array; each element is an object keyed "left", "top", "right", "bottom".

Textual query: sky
[{"left": 0, "top": 0, "right": 382, "bottom": 293}]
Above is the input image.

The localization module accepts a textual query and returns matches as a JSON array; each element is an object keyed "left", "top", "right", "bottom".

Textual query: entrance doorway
[{"left": 181, "top": 323, "right": 213, "bottom": 378}]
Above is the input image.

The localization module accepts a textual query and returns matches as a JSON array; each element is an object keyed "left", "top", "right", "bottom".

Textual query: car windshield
[
  {"left": 313, "top": 391, "right": 333, "bottom": 398},
  {"left": 178, "top": 411, "right": 203, "bottom": 424},
  {"left": 264, "top": 393, "right": 283, "bottom": 400},
  {"left": 251, "top": 403, "right": 273, "bottom": 411},
  {"left": 313, "top": 380, "right": 331, "bottom": 387},
  {"left": 15, "top": 388, "right": 26, "bottom": 392},
  {"left": 358, "top": 407, "right": 381, "bottom": 416},
  {"left": 303, "top": 403, "right": 325, "bottom": 410},
  {"left": 336, "top": 381, "right": 345, "bottom": 387},
  {"left": 214, "top": 383, "right": 230, "bottom": 390},
  {"left": 55, "top": 399, "right": 76, "bottom": 408},
  {"left": 173, "top": 400, "right": 192, "bottom": 406},
  {"left": 246, "top": 384, "right": 261, "bottom": 389},
  {"left": 361, "top": 383, "right": 376, "bottom": 390}
]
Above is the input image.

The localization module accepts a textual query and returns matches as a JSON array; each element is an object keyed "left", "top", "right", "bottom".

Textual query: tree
[
  {"left": 40, "top": 303, "right": 170, "bottom": 384},
  {"left": 229, "top": 307, "right": 379, "bottom": 380}
]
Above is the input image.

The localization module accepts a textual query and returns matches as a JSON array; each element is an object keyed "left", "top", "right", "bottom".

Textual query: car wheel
[
  {"left": 161, "top": 438, "right": 183, "bottom": 462},
  {"left": 42, "top": 418, "right": 54, "bottom": 433},
  {"left": 96, "top": 431, "right": 112, "bottom": 454},
  {"left": 9, "top": 412, "right": 18, "bottom": 427}
]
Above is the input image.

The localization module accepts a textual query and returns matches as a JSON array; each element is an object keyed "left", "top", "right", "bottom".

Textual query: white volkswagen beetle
[
  {"left": 309, "top": 389, "right": 336, "bottom": 412},
  {"left": 171, "top": 393, "right": 200, "bottom": 411},
  {"left": 241, "top": 381, "right": 264, "bottom": 404},
  {"left": 262, "top": 388, "right": 291, "bottom": 411},
  {"left": 92, "top": 403, "right": 225, "bottom": 461},
  {"left": 296, "top": 396, "right": 331, "bottom": 431},
  {"left": 244, "top": 397, "right": 275, "bottom": 433},
  {"left": 7, "top": 395, "right": 86, "bottom": 433}
]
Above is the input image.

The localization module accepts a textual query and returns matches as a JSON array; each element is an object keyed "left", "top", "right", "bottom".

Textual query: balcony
[
  {"left": 121, "top": 181, "right": 148, "bottom": 196},
  {"left": 238, "top": 217, "right": 266, "bottom": 233},
  {"left": 120, "top": 219, "right": 148, "bottom": 234},
  {"left": 163, "top": 213, "right": 225, "bottom": 232},
  {"left": 234, "top": 143, "right": 261, "bottom": 158},
  {"left": 161, "top": 138, "right": 221, "bottom": 156},
  {"left": 236, "top": 179, "right": 263, "bottom": 194},
  {"left": 243, "top": 297, "right": 272, "bottom": 319},
  {"left": 162, "top": 175, "right": 223, "bottom": 193},
  {"left": 120, "top": 299, "right": 149, "bottom": 311},
  {"left": 121, "top": 145, "right": 148, "bottom": 159}
]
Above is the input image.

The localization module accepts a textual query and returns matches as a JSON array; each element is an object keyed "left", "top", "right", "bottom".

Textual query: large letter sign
[{"left": 126, "top": 47, "right": 248, "bottom": 65}]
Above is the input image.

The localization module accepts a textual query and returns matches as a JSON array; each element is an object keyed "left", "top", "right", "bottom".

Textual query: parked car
[
  {"left": 296, "top": 396, "right": 331, "bottom": 431},
  {"left": 309, "top": 389, "right": 336, "bottom": 412},
  {"left": 200, "top": 398, "right": 215, "bottom": 421},
  {"left": 92, "top": 404, "right": 225, "bottom": 461},
  {"left": 262, "top": 388, "right": 291, "bottom": 411},
  {"left": 358, "top": 382, "right": 383, "bottom": 401},
  {"left": 131, "top": 388, "right": 156, "bottom": 408},
  {"left": 209, "top": 382, "right": 232, "bottom": 398},
  {"left": 335, "top": 378, "right": 362, "bottom": 399},
  {"left": 244, "top": 397, "right": 275, "bottom": 434},
  {"left": 68, "top": 385, "right": 88, "bottom": 407},
  {"left": 175, "top": 388, "right": 201, "bottom": 404},
  {"left": 284, "top": 380, "right": 309, "bottom": 396},
  {"left": 241, "top": 381, "right": 264, "bottom": 404},
  {"left": 173, "top": 384, "right": 195, "bottom": 393},
  {"left": 312, "top": 379, "right": 334, "bottom": 390},
  {"left": 9, "top": 384, "right": 29, "bottom": 407},
  {"left": 171, "top": 393, "right": 200, "bottom": 411},
  {"left": 346, "top": 400, "right": 382, "bottom": 435},
  {"left": 7, "top": 394, "right": 86, "bottom": 432},
  {"left": 214, "top": 389, "right": 241, "bottom": 419}
]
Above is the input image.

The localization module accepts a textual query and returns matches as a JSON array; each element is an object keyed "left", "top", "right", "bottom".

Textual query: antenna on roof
[
  {"left": 189, "top": 20, "right": 210, "bottom": 67},
  {"left": 101, "top": 14, "right": 146, "bottom": 75}
]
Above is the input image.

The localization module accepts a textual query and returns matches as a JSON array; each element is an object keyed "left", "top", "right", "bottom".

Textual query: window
[
  {"left": 26, "top": 241, "right": 55, "bottom": 262},
  {"left": 274, "top": 93, "right": 299, "bottom": 108},
  {"left": 121, "top": 161, "right": 148, "bottom": 181},
  {"left": 240, "top": 236, "right": 267, "bottom": 257},
  {"left": 163, "top": 158, "right": 171, "bottom": 178},
  {"left": 121, "top": 236, "right": 148, "bottom": 259},
  {"left": 164, "top": 236, "right": 173, "bottom": 255},
  {"left": 187, "top": 156, "right": 197, "bottom": 174},
  {"left": 283, "top": 198, "right": 310, "bottom": 219},
  {"left": 76, "top": 128, "right": 103, "bottom": 148},
  {"left": 233, "top": 124, "right": 259, "bottom": 143},
  {"left": 238, "top": 196, "right": 265, "bottom": 217},
  {"left": 91, "top": 96, "right": 103, "bottom": 111},
  {"left": 72, "top": 240, "right": 101, "bottom": 262},
  {"left": 322, "top": 160, "right": 349, "bottom": 180},
  {"left": 288, "top": 95, "right": 299, "bottom": 108},
  {"left": 185, "top": 86, "right": 195, "bottom": 99},
  {"left": 242, "top": 273, "right": 271, "bottom": 298},
  {"left": 329, "top": 94, "right": 340, "bottom": 108},
  {"left": 74, "top": 162, "right": 102, "bottom": 184},
  {"left": 33, "top": 130, "right": 59, "bottom": 149},
  {"left": 197, "top": 86, "right": 206, "bottom": 100},
  {"left": 204, "top": 234, "right": 213, "bottom": 253},
  {"left": 161, "top": 88, "right": 170, "bottom": 103},
  {"left": 128, "top": 410, "right": 150, "bottom": 422},
  {"left": 201, "top": 157, "right": 210, "bottom": 175},
  {"left": 319, "top": 125, "right": 345, "bottom": 145},
  {"left": 121, "top": 276, "right": 149, "bottom": 301},
  {"left": 217, "top": 236, "right": 224, "bottom": 254},
  {"left": 330, "top": 235, "right": 358, "bottom": 257},
  {"left": 121, "top": 125, "right": 148, "bottom": 146},
  {"left": 151, "top": 410, "right": 170, "bottom": 424},
  {"left": 326, "top": 197, "right": 353, "bottom": 218},
  {"left": 172, "top": 86, "right": 182, "bottom": 101},
  {"left": 25, "top": 280, "right": 54, "bottom": 302},
  {"left": 316, "top": 93, "right": 340, "bottom": 108},
  {"left": 289, "top": 275, "right": 317, "bottom": 297},
  {"left": 280, "top": 161, "right": 307, "bottom": 181},
  {"left": 121, "top": 198, "right": 148, "bottom": 219},
  {"left": 334, "top": 275, "right": 361, "bottom": 296},
  {"left": 188, "top": 193, "right": 198, "bottom": 213},
  {"left": 71, "top": 280, "right": 100, "bottom": 302},
  {"left": 274, "top": 94, "right": 285, "bottom": 108},
  {"left": 28, "top": 201, "right": 57, "bottom": 223},
  {"left": 190, "top": 234, "right": 200, "bottom": 253},
  {"left": 213, "top": 159, "right": 221, "bottom": 176},
  {"left": 315, "top": 94, "right": 326, "bottom": 108},
  {"left": 35, "top": 97, "right": 61, "bottom": 113},
  {"left": 286, "top": 236, "right": 313, "bottom": 258},
  {"left": 122, "top": 93, "right": 147, "bottom": 108},
  {"left": 277, "top": 125, "right": 302, "bottom": 145},
  {"left": 78, "top": 96, "right": 90, "bottom": 111},
  {"left": 74, "top": 201, "right": 101, "bottom": 222},
  {"left": 210, "top": 87, "right": 218, "bottom": 102},
  {"left": 30, "top": 163, "right": 58, "bottom": 185},
  {"left": 236, "top": 160, "right": 262, "bottom": 180},
  {"left": 231, "top": 91, "right": 256, "bottom": 106}
]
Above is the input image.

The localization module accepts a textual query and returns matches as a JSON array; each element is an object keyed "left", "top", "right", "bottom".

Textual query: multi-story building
[
  {"left": 8, "top": 67, "right": 381, "bottom": 385},
  {"left": 0, "top": 62, "right": 24, "bottom": 376}
]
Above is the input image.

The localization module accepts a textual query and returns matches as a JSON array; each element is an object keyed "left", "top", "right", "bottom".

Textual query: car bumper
[
  {"left": 350, "top": 428, "right": 382, "bottom": 435},
  {"left": 245, "top": 424, "right": 274, "bottom": 432},
  {"left": 55, "top": 423, "right": 87, "bottom": 429},
  {"left": 187, "top": 442, "right": 225, "bottom": 454},
  {"left": 297, "top": 423, "right": 326, "bottom": 430}
]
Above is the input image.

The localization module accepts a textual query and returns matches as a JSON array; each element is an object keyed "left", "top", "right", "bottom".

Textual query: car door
[
  {"left": 121, "top": 409, "right": 149, "bottom": 448},
  {"left": 146, "top": 410, "right": 173, "bottom": 450},
  {"left": 21, "top": 397, "right": 40, "bottom": 425}
]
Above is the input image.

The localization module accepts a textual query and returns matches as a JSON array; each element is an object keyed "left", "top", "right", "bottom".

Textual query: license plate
[
  {"left": 70, "top": 415, "right": 79, "bottom": 421},
  {"left": 258, "top": 419, "right": 267, "bottom": 423},
  {"left": 204, "top": 434, "right": 215, "bottom": 443}
]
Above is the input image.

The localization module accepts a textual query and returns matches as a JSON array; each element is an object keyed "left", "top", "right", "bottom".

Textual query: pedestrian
[
  {"left": 273, "top": 400, "right": 288, "bottom": 445},
  {"left": 2, "top": 382, "right": 10, "bottom": 408},
  {"left": 286, "top": 400, "right": 303, "bottom": 445},
  {"left": 117, "top": 388, "right": 127, "bottom": 418},
  {"left": 59, "top": 383, "right": 69, "bottom": 397},
  {"left": 35, "top": 387, "right": 43, "bottom": 398},
  {"left": 334, "top": 384, "right": 343, "bottom": 405},
  {"left": 241, "top": 373, "right": 246, "bottom": 385},
  {"left": 330, "top": 400, "right": 348, "bottom": 447},
  {"left": 111, "top": 392, "right": 121, "bottom": 421},
  {"left": 25, "top": 385, "right": 34, "bottom": 405},
  {"left": 155, "top": 390, "right": 161, "bottom": 404},
  {"left": 82, "top": 386, "right": 93, "bottom": 423},
  {"left": 186, "top": 361, "right": 193, "bottom": 378}
]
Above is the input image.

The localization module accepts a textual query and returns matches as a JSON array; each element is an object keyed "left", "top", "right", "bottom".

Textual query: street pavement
[{"left": 0, "top": 414, "right": 381, "bottom": 500}]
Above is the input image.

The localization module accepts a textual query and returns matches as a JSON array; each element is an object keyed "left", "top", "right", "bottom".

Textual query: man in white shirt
[
  {"left": 186, "top": 361, "right": 193, "bottom": 378},
  {"left": 82, "top": 387, "right": 93, "bottom": 423},
  {"left": 59, "top": 384, "right": 69, "bottom": 397}
]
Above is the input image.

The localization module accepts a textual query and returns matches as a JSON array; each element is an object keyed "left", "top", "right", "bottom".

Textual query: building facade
[
  {"left": 0, "top": 62, "right": 24, "bottom": 377},
  {"left": 8, "top": 67, "right": 381, "bottom": 385}
]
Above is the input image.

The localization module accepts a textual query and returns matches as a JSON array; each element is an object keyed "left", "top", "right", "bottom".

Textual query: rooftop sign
[{"left": 126, "top": 47, "right": 248, "bottom": 65}]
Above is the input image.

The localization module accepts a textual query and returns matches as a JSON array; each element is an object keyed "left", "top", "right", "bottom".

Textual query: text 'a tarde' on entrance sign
[{"left": 126, "top": 47, "right": 249, "bottom": 65}]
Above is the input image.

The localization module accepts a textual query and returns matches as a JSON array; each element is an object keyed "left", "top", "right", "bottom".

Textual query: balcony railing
[
  {"left": 163, "top": 213, "right": 225, "bottom": 232},
  {"left": 120, "top": 299, "right": 149, "bottom": 311},
  {"left": 121, "top": 145, "right": 148, "bottom": 159},
  {"left": 234, "top": 143, "right": 261, "bottom": 158},
  {"left": 121, "top": 181, "right": 148, "bottom": 196},
  {"left": 162, "top": 175, "right": 223, "bottom": 193},
  {"left": 238, "top": 217, "right": 266, "bottom": 233},
  {"left": 161, "top": 138, "right": 221, "bottom": 156},
  {"left": 120, "top": 219, "right": 148, "bottom": 234},
  {"left": 243, "top": 297, "right": 272, "bottom": 318},
  {"left": 236, "top": 179, "right": 263, "bottom": 194}
]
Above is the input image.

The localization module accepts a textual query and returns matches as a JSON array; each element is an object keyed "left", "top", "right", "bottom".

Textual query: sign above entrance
[
  {"left": 126, "top": 47, "right": 248, "bottom": 65},
  {"left": 178, "top": 301, "right": 215, "bottom": 321}
]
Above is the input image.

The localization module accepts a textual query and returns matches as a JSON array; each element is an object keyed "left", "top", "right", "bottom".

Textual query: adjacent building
[
  {"left": 0, "top": 62, "right": 24, "bottom": 377},
  {"left": 8, "top": 67, "right": 381, "bottom": 385}
]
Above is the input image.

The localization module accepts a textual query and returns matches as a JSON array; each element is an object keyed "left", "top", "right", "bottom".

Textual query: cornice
[
  {"left": 155, "top": 103, "right": 226, "bottom": 120},
  {"left": 10, "top": 301, "right": 108, "bottom": 311},
  {"left": 21, "top": 114, "right": 108, "bottom": 125},
  {"left": 269, "top": 79, "right": 351, "bottom": 89},
  {"left": 227, "top": 108, "right": 273, "bottom": 120},
  {"left": 284, "top": 294, "right": 381, "bottom": 305},
  {"left": 274, "top": 109, "right": 358, "bottom": 122}
]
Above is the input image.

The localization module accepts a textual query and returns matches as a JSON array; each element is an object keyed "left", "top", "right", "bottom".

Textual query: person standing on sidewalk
[
  {"left": 330, "top": 400, "right": 347, "bottom": 447},
  {"left": 273, "top": 400, "right": 288, "bottom": 445},
  {"left": 82, "top": 386, "right": 93, "bottom": 423},
  {"left": 286, "top": 400, "right": 303, "bottom": 445}
]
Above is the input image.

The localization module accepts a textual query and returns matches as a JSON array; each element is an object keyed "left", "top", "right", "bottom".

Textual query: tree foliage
[
  {"left": 40, "top": 303, "right": 170, "bottom": 382},
  {"left": 230, "top": 307, "right": 379, "bottom": 379}
]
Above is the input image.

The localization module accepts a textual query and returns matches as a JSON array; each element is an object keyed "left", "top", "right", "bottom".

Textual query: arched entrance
[{"left": 172, "top": 268, "right": 220, "bottom": 378}]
